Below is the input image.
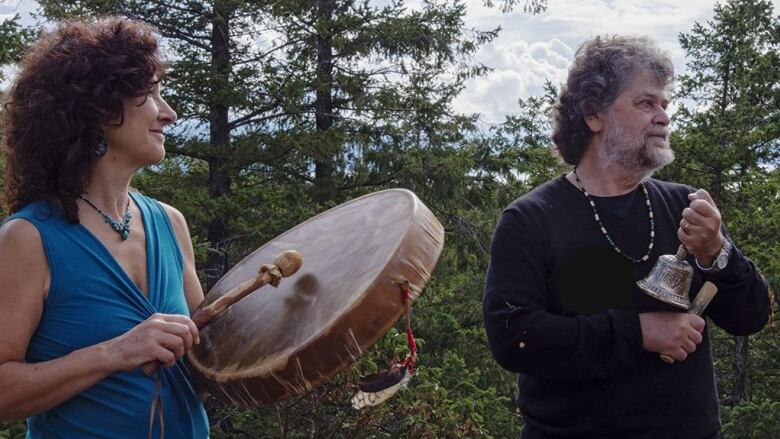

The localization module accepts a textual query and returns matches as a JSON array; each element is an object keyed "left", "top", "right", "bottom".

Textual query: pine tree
[
  {"left": 37, "top": 0, "right": 498, "bottom": 286},
  {"left": 658, "top": 0, "right": 780, "bottom": 411}
]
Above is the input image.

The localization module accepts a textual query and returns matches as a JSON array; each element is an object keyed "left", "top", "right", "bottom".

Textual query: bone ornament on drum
[{"left": 186, "top": 189, "right": 445, "bottom": 407}]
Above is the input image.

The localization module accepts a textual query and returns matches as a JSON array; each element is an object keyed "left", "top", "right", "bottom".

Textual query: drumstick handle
[
  {"left": 139, "top": 276, "right": 266, "bottom": 377},
  {"left": 192, "top": 249, "right": 302, "bottom": 327},
  {"left": 192, "top": 273, "right": 270, "bottom": 328},
  {"left": 139, "top": 274, "right": 268, "bottom": 376},
  {"left": 140, "top": 275, "right": 268, "bottom": 375},
  {"left": 141, "top": 250, "right": 302, "bottom": 376},
  {"left": 660, "top": 281, "right": 717, "bottom": 364}
]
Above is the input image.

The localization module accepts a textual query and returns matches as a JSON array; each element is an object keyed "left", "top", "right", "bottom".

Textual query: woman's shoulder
[
  {"left": 158, "top": 200, "right": 188, "bottom": 234},
  {"left": 130, "top": 191, "right": 190, "bottom": 251},
  {"left": 0, "top": 216, "right": 44, "bottom": 247},
  {"left": 130, "top": 191, "right": 187, "bottom": 229},
  {"left": 0, "top": 217, "right": 48, "bottom": 292}
]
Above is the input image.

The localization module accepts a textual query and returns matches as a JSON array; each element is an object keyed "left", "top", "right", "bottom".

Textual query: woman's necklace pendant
[{"left": 82, "top": 195, "right": 132, "bottom": 241}]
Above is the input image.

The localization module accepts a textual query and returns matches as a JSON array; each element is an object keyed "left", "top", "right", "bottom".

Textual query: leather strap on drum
[{"left": 148, "top": 372, "right": 165, "bottom": 439}]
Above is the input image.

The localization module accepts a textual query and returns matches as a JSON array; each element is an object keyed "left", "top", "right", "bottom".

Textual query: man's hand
[
  {"left": 639, "top": 312, "right": 705, "bottom": 362},
  {"left": 678, "top": 189, "right": 723, "bottom": 267}
]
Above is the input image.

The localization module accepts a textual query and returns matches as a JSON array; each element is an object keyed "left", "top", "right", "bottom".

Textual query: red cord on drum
[{"left": 400, "top": 285, "right": 417, "bottom": 373}]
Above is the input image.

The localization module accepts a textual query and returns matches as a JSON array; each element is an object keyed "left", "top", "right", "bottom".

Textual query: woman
[{"left": 0, "top": 17, "right": 209, "bottom": 438}]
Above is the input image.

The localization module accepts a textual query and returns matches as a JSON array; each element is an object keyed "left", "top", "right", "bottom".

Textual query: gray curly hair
[{"left": 552, "top": 35, "right": 674, "bottom": 165}]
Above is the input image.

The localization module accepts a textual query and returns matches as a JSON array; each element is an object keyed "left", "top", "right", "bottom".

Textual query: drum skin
[{"left": 187, "top": 189, "right": 445, "bottom": 406}]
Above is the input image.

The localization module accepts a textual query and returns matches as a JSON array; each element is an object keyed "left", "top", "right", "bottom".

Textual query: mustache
[{"left": 648, "top": 131, "right": 669, "bottom": 138}]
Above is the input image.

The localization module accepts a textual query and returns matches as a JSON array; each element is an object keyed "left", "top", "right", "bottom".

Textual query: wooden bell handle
[
  {"left": 141, "top": 250, "right": 302, "bottom": 375},
  {"left": 660, "top": 281, "right": 717, "bottom": 364}
]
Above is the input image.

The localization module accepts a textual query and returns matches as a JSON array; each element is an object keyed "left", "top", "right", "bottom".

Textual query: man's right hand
[
  {"left": 104, "top": 313, "right": 200, "bottom": 371},
  {"left": 638, "top": 312, "right": 705, "bottom": 362}
]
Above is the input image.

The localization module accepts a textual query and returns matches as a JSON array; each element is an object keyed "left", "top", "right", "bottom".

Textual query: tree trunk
[
  {"left": 206, "top": 0, "right": 233, "bottom": 286},
  {"left": 731, "top": 335, "right": 750, "bottom": 404},
  {"left": 312, "top": 0, "right": 336, "bottom": 202},
  {"left": 710, "top": 169, "right": 751, "bottom": 405}
]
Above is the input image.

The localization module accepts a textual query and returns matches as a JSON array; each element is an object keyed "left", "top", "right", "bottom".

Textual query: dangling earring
[{"left": 95, "top": 139, "right": 108, "bottom": 157}]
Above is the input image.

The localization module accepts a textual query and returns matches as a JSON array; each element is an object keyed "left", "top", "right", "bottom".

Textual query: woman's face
[{"left": 102, "top": 81, "right": 177, "bottom": 168}]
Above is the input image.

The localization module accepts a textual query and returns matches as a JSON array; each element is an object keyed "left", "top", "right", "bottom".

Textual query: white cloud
[
  {"left": 0, "top": 0, "right": 39, "bottom": 25},
  {"left": 456, "top": 0, "right": 780, "bottom": 123},
  {"left": 454, "top": 39, "right": 572, "bottom": 121}
]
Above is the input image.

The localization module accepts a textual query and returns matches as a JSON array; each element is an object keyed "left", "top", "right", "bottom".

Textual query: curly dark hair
[
  {"left": 552, "top": 35, "right": 674, "bottom": 165},
  {"left": 2, "top": 17, "right": 164, "bottom": 222}
]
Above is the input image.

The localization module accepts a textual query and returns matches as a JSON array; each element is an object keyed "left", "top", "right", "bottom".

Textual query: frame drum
[{"left": 187, "top": 189, "right": 444, "bottom": 406}]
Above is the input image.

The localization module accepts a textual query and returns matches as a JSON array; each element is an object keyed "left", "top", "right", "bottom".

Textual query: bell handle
[
  {"left": 660, "top": 282, "right": 718, "bottom": 364},
  {"left": 674, "top": 245, "right": 688, "bottom": 261}
]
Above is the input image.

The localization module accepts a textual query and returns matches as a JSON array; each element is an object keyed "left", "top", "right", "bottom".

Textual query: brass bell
[{"left": 637, "top": 245, "right": 692, "bottom": 310}]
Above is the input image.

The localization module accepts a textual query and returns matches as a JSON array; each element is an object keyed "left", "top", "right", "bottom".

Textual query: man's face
[{"left": 600, "top": 71, "right": 673, "bottom": 173}]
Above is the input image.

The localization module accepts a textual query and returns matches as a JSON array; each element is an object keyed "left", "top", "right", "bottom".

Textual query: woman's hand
[{"left": 105, "top": 313, "right": 200, "bottom": 371}]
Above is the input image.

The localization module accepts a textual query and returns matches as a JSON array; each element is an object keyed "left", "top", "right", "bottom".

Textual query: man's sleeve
[
  {"left": 700, "top": 229, "right": 772, "bottom": 335},
  {"left": 482, "top": 209, "right": 644, "bottom": 383}
]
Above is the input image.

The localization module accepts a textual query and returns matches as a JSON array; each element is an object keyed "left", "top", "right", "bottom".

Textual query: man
[{"left": 483, "top": 35, "right": 771, "bottom": 438}]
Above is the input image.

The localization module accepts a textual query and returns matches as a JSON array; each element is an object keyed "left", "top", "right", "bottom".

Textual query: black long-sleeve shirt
[{"left": 483, "top": 175, "right": 771, "bottom": 438}]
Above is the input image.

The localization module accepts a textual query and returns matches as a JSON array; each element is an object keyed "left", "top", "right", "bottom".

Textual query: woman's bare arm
[{"left": 162, "top": 203, "right": 205, "bottom": 315}]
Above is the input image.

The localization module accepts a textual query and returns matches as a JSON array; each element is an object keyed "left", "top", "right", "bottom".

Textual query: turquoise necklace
[{"left": 80, "top": 195, "right": 132, "bottom": 240}]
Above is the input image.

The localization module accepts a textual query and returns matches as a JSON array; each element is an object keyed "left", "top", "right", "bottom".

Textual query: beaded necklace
[
  {"left": 80, "top": 195, "right": 132, "bottom": 241},
  {"left": 572, "top": 168, "right": 654, "bottom": 263}
]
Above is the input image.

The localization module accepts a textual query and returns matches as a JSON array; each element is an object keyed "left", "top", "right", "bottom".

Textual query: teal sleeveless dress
[{"left": 5, "top": 192, "right": 209, "bottom": 438}]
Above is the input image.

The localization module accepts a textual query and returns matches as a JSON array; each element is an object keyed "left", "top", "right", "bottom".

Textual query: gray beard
[{"left": 603, "top": 121, "right": 674, "bottom": 175}]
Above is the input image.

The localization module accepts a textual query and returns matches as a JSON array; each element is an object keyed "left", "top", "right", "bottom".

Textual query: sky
[
  {"left": 453, "top": 0, "right": 780, "bottom": 124},
  {"left": 2, "top": 0, "right": 779, "bottom": 124}
]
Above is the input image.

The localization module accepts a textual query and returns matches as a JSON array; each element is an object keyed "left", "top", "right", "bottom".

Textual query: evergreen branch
[
  {"left": 166, "top": 148, "right": 209, "bottom": 162},
  {"left": 130, "top": 0, "right": 207, "bottom": 17},
  {"left": 118, "top": 8, "right": 210, "bottom": 50},
  {"left": 443, "top": 212, "right": 490, "bottom": 257},
  {"left": 229, "top": 110, "right": 307, "bottom": 130},
  {"left": 337, "top": 167, "right": 404, "bottom": 192},
  {"left": 234, "top": 37, "right": 309, "bottom": 66}
]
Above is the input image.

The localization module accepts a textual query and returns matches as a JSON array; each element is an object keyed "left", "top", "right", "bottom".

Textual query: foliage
[
  {"left": 0, "top": 421, "right": 25, "bottom": 439},
  {"left": 37, "top": 0, "right": 501, "bottom": 288},
  {"left": 721, "top": 398, "right": 780, "bottom": 438},
  {"left": 0, "top": 14, "right": 36, "bottom": 81},
  {"left": 482, "top": 0, "right": 549, "bottom": 14}
]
